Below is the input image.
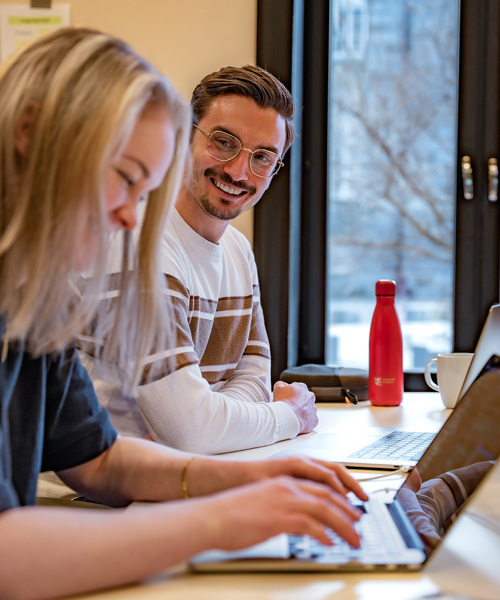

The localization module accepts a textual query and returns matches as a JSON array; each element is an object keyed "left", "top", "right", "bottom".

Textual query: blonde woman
[{"left": 0, "top": 27, "right": 367, "bottom": 600}]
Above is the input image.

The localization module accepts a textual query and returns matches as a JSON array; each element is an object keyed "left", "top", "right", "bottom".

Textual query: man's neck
[{"left": 175, "top": 189, "right": 229, "bottom": 244}]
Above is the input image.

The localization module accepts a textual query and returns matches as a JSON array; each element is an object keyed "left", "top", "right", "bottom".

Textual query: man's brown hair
[{"left": 191, "top": 64, "right": 295, "bottom": 155}]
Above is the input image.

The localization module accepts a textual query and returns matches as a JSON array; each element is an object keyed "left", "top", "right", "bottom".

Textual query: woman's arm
[
  {"left": 57, "top": 436, "right": 368, "bottom": 507},
  {"left": 0, "top": 465, "right": 364, "bottom": 600}
]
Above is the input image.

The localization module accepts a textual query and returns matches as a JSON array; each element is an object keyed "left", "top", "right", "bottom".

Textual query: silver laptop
[
  {"left": 190, "top": 354, "right": 500, "bottom": 573},
  {"left": 273, "top": 426, "right": 436, "bottom": 469},
  {"left": 271, "top": 303, "right": 500, "bottom": 470},
  {"left": 457, "top": 303, "right": 500, "bottom": 399}
]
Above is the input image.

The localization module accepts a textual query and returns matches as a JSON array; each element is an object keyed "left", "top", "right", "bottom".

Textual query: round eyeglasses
[{"left": 193, "top": 124, "right": 284, "bottom": 178}]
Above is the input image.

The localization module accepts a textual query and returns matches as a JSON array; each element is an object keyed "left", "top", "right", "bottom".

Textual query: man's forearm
[{"left": 138, "top": 365, "right": 299, "bottom": 453}]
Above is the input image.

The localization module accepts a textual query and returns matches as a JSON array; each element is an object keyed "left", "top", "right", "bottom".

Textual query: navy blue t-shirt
[{"left": 0, "top": 322, "right": 117, "bottom": 511}]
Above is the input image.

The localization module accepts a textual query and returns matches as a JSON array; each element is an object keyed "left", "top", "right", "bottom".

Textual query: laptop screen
[{"left": 395, "top": 353, "right": 500, "bottom": 552}]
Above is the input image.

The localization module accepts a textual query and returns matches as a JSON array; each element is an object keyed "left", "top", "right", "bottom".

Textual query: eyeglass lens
[{"left": 207, "top": 131, "right": 280, "bottom": 177}]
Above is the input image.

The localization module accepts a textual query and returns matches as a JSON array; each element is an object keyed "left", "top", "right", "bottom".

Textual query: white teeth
[{"left": 214, "top": 179, "right": 244, "bottom": 196}]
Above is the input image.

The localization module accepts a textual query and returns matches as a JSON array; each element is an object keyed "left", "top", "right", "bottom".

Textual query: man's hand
[{"left": 273, "top": 380, "right": 318, "bottom": 433}]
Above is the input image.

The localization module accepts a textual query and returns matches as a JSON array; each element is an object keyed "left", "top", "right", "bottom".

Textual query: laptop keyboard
[
  {"left": 348, "top": 430, "right": 436, "bottom": 461},
  {"left": 289, "top": 502, "right": 396, "bottom": 560}
]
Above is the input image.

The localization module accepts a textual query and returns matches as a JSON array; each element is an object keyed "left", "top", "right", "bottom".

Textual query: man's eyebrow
[
  {"left": 123, "top": 154, "right": 150, "bottom": 179},
  {"left": 209, "top": 125, "right": 280, "bottom": 155}
]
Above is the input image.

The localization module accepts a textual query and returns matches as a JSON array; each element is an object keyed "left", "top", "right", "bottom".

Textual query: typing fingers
[
  {"left": 270, "top": 456, "right": 369, "bottom": 502},
  {"left": 282, "top": 479, "right": 363, "bottom": 548},
  {"left": 322, "top": 462, "right": 369, "bottom": 501},
  {"left": 204, "top": 476, "right": 362, "bottom": 552}
]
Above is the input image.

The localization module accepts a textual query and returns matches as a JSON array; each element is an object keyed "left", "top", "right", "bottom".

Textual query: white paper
[{"left": 0, "top": 3, "right": 70, "bottom": 63}]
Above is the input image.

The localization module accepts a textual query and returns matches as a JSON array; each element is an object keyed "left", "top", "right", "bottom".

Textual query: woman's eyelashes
[
  {"left": 114, "top": 166, "right": 151, "bottom": 202},
  {"left": 115, "top": 167, "right": 136, "bottom": 187}
]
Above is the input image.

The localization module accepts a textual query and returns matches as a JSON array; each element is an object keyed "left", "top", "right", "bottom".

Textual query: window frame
[{"left": 255, "top": 0, "right": 500, "bottom": 385}]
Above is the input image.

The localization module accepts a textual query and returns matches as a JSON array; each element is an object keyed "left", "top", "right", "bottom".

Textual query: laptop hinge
[{"left": 387, "top": 500, "right": 425, "bottom": 550}]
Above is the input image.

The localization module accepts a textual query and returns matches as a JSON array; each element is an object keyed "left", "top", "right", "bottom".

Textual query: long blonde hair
[{"left": 0, "top": 27, "right": 191, "bottom": 391}]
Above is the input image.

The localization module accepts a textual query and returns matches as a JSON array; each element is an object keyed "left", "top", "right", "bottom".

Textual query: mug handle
[{"left": 424, "top": 358, "right": 439, "bottom": 392}]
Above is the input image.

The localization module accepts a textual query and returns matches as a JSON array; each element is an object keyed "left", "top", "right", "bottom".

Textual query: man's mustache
[{"left": 205, "top": 168, "right": 257, "bottom": 195}]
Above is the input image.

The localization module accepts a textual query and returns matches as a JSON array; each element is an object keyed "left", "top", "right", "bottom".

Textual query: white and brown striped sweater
[{"left": 82, "top": 209, "right": 299, "bottom": 454}]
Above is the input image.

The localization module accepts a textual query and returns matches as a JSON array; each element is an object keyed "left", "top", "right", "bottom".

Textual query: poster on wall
[{"left": 0, "top": 3, "right": 70, "bottom": 63}]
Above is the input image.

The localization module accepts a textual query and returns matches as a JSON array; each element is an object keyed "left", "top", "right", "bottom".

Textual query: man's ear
[{"left": 14, "top": 104, "right": 37, "bottom": 157}]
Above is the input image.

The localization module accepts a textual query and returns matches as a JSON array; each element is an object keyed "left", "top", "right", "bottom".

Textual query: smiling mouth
[{"left": 211, "top": 177, "right": 248, "bottom": 197}]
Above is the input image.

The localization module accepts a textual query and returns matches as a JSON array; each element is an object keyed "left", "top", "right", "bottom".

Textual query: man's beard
[
  {"left": 196, "top": 168, "right": 257, "bottom": 221},
  {"left": 198, "top": 194, "right": 243, "bottom": 221}
]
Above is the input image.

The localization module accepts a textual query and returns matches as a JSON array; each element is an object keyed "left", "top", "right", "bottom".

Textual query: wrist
[
  {"left": 181, "top": 456, "right": 197, "bottom": 498},
  {"left": 187, "top": 458, "right": 253, "bottom": 496}
]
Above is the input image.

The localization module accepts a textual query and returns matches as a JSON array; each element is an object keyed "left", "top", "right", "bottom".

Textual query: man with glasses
[{"left": 86, "top": 65, "right": 318, "bottom": 454}]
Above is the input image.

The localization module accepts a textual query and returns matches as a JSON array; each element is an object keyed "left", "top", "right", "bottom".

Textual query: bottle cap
[{"left": 375, "top": 279, "right": 396, "bottom": 296}]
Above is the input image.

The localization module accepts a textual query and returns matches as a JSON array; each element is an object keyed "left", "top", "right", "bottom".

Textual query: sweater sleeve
[
  {"left": 137, "top": 361, "right": 300, "bottom": 454},
  {"left": 84, "top": 213, "right": 301, "bottom": 454},
  {"left": 133, "top": 218, "right": 300, "bottom": 453}
]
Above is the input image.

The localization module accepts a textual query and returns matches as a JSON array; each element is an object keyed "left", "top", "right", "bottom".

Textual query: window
[
  {"left": 256, "top": 0, "right": 500, "bottom": 385},
  {"left": 327, "top": 0, "right": 459, "bottom": 371}
]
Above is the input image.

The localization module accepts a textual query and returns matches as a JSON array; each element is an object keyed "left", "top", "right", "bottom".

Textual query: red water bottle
[{"left": 368, "top": 280, "right": 403, "bottom": 406}]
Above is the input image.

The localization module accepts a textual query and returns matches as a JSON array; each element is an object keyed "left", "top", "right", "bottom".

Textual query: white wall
[{"left": 0, "top": 0, "right": 257, "bottom": 241}]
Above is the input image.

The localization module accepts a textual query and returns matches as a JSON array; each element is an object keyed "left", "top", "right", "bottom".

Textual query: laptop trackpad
[{"left": 271, "top": 429, "right": 391, "bottom": 461}]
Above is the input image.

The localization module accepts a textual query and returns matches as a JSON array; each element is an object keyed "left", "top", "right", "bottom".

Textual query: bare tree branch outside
[{"left": 327, "top": 0, "right": 460, "bottom": 369}]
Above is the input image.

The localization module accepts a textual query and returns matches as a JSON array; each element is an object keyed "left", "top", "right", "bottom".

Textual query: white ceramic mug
[{"left": 424, "top": 352, "right": 474, "bottom": 408}]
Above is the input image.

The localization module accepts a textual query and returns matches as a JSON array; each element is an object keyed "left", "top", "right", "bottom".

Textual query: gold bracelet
[{"left": 181, "top": 456, "right": 196, "bottom": 499}]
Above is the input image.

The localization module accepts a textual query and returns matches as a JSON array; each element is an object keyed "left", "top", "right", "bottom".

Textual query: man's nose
[{"left": 223, "top": 149, "right": 250, "bottom": 181}]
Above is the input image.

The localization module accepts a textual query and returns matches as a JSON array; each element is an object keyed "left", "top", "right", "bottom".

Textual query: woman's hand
[
  {"left": 189, "top": 455, "right": 369, "bottom": 503},
  {"left": 192, "top": 474, "right": 364, "bottom": 552},
  {"left": 253, "top": 457, "right": 369, "bottom": 501}
]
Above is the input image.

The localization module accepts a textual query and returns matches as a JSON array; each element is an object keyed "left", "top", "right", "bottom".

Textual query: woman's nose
[{"left": 113, "top": 198, "right": 138, "bottom": 231}]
